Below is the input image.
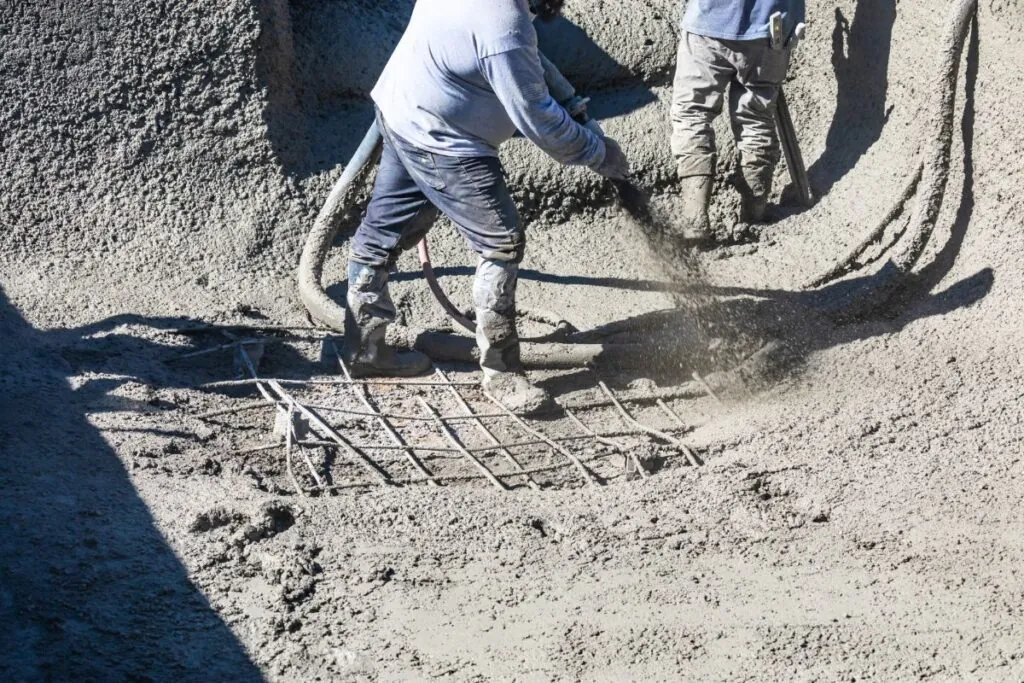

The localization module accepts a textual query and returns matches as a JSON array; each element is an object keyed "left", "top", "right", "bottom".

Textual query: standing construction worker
[
  {"left": 343, "top": 0, "right": 629, "bottom": 413},
  {"left": 671, "top": 0, "right": 805, "bottom": 241}
]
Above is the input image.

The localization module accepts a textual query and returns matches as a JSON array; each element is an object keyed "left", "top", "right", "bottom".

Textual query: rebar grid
[
  {"left": 182, "top": 336, "right": 702, "bottom": 493},
  {"left": 231, "top": 428, "right": 682, "bottom": 458},
  {"left": 598, "top": 381, "right": 702, "bottom": 468},
  {"left": 482, "top": 391, "right": 601, "bottom": 486},
  {"left": 335, "top": 347, "right": 439, "bottom": 486},
  {"left": 435, "top": 368, "right": 541, "bottom": 490},
  {"left": 236, "top": 345, "right": 392, "bottom": 494},
  {"left": 419, "top": 397, "right": 507, "bottom": 491}
]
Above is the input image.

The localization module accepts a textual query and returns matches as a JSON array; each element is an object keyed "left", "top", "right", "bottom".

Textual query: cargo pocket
[{"left": 400, "top": 147, "right": 447, "bottom": 191}]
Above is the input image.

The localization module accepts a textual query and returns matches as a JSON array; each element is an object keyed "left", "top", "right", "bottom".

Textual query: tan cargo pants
[{"left": 670, "top": 31, "right": 791, "bottom": 198}]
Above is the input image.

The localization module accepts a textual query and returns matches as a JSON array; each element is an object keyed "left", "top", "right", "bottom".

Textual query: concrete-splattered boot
[
  {"left": 740, "top": 190, "right": 770, "bottom": 223},
  {"left": 475, "top": 258, "right": 552, "bottom": 415},
  {"left": 737, "top": 161, "right": 773, "bottom": 224},
  {"left": 343, "top": 261, "right": 431, "bottom": 378},
  {"left": 676, "top": 171, "right": 714, "bottom": 244}
]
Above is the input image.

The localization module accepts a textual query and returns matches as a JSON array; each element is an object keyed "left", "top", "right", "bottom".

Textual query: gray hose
[
  {"left": 806, "top": 0, "right": 975, "bottom": 302},
  {"left": 888, "top": 0, "right": 976, "bottom": 273},
  {"left": 297, "top": 121, "right": 383, "bottom": 330}
]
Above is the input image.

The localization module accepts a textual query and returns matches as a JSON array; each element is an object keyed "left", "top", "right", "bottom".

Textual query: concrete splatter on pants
[
  {"left": 345, "top": 257, "right": 523, "bottom": 379},
  {"left": 670, "top": 31, "right": 791, "bottom": 198},
  {"left": 473, "top": 258, "right": 520, "bottom": 379}
]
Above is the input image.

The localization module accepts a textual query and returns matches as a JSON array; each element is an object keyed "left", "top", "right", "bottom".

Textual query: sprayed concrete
[{"left": 3, "top": 0, "right": 1024, "bottom": 680}]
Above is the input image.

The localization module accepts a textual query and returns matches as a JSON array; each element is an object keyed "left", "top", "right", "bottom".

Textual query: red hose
[{"left": 417, "top": 238, "right": 476, "bottom": 333}]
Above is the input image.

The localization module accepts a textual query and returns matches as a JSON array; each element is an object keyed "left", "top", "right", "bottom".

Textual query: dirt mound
[{"left": 3, "top": 0, "right": 1024, "bottom": 680}]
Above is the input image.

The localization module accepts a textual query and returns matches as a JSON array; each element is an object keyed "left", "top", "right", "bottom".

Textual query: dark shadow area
[
  {"left": 0, "top": 290, "right": 265, "bottom": 681},
  {"left": 390, "top": 266, "right": 674, "bottom": 293},
  {"left": 806, "top": 0, "right": 896, "bottom": 197},
  {"left": 536, "top": 15, "right": 659, "bottom": 115}
]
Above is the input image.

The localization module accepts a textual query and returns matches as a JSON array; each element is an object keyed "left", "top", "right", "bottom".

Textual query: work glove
[{"left": 594, "top": 137, "right": 630, "bottom": 180}]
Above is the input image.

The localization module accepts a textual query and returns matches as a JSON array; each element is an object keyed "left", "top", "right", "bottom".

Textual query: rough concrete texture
[{"left": 3, "top": 0, "right": 1024, "bottom": 680}]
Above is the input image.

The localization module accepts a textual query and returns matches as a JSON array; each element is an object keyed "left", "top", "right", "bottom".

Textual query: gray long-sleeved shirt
[{"left": 371, "top": 0, "right": 606, "bottom": 169}]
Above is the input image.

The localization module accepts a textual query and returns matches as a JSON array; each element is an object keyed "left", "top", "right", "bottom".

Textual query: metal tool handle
[{"left": 769, "top": 12, "right": 806, "bottom": 50}]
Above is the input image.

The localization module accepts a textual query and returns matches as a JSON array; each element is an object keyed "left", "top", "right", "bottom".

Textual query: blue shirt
[
  {"left": 371, "top": 0, "right": 604, "bottom": 169},
  {"left": 681, "top": 0, "right": 806, "bottom": 42}
]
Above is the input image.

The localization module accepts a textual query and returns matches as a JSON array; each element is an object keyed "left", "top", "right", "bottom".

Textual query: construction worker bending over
[
  {"left": 671, "top": 0, "right": 805, "bottom": 241},
  {"left": 344, "top": 0, "right": 629, "bottom": 413}
]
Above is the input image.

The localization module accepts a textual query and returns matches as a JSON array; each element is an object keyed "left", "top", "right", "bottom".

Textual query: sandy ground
[{"left": 3, "top": 0, "right": 1024, "bottom": 680}]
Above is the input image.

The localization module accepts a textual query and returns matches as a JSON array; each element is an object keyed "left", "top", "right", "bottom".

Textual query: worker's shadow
[
  {"left": 0, "top": 295, "right": 270, "bottom": 680},
  {"left": 806, "top": 0, "right": 897, "bottom": 197},
  {"left": 535, "top": 15, "right": 659, "bottom": 115},
  {"left": 542, "top": 16, "right": 985, "bottom": 394}
]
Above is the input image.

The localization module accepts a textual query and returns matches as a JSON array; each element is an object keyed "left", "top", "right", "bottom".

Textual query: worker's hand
[{"left": 595, "top": 137, "right": 630, "bottom": 180}]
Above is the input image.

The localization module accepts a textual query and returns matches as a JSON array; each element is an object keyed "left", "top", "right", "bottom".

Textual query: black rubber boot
[
  {"left": 344, "top": 261, "right": 431, "bottom": 378},
  {"left": 474, "top": 259, "right": 552, "bottom": 415}
]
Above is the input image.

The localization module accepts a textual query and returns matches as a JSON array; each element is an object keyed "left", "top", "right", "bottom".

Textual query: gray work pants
[{"left": 670, "top": 32, "right": 791, "bottom": 197}]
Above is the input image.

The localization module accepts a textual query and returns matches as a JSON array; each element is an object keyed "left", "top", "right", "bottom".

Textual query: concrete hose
[
  {"left": 807, "top": 0, "right": 975, "bottom": 294},
  {"left": 417, "top": 240, "right": 476, "bottom": 333},
  {"left": 297, "top": 121, "right": 383, "bottom": 330},
  {"left": 890, "top": 0, "right": 977, "bottom": 273},
  {"left": 804, "top": 162, "right": 922, "bottom": 289}
]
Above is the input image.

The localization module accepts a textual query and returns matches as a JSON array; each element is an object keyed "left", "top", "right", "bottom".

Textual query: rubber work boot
[
  {"left": 736, "top": 161, "right": 773, "bottom": 224},
  {"left": 474, "top": 258, "right": 552, "bottom": 415},
  {"left": 740, "top": 193, "right": 770, "bottom": 223},
  {"left": 343, "top": 261, "right": 431, "bottom": 378},
  {"left": 676, "top": 172, "right": 714, "bottom": 244}
]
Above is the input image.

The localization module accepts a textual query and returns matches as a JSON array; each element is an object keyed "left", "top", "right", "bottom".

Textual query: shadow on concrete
[
  {"left": 389, "top": 266, "right": 664, "bottom": 291},
  {"left": 0, "top": 292, "right": 265, "bottom": 680},
  {"left": 806, "top": 0, "right": 897, "bottom": 198}
]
